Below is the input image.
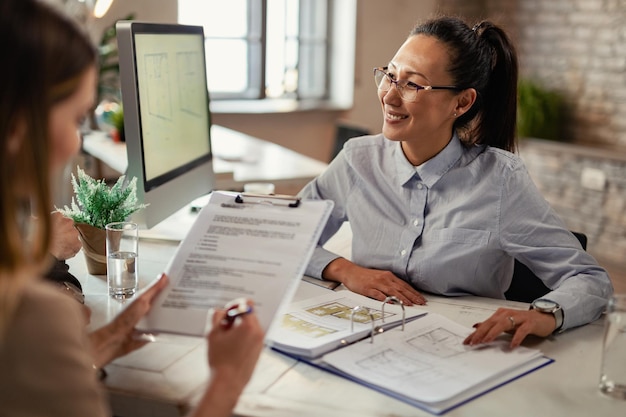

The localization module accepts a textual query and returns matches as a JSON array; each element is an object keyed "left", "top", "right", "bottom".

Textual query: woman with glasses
[
  {"left": 300, "top": 16, "right": 612, "bottom": 348},
  {"left": 0, "top": 1, "right": 263, "bottom": 416}
]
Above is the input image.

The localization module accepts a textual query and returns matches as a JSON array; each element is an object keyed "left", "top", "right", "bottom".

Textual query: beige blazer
[{"left": 0, "top": 281, "right": 109, "bottom": 416}]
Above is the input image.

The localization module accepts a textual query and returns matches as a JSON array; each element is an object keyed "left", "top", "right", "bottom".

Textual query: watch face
[{"left": 533, "top": 299, "right": 558, "bottom": 311}]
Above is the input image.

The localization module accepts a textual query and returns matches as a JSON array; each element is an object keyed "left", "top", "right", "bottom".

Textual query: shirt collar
[{"left": 392, "top": 132, "right": 464, "bottom": 188}]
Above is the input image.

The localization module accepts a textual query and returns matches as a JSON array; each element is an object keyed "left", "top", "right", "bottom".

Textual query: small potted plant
[
  {"left": 56, "top": 166, "right": 147, "bottom": 275},
  {"left": 110, "top": 105, "right": 125, "bottom": 142}
]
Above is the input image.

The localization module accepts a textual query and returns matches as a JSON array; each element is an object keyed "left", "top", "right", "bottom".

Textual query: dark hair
[
  {"left": 0, "top": 0, "right": 96, "bottom": 273},
  {"left": 410, "top": 17, "right": 518, "bottom": 152}
]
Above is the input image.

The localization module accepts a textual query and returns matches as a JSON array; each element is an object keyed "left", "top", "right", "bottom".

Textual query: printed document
[{"left": 139, "top": 191, "right": 334, "bottom": 336}]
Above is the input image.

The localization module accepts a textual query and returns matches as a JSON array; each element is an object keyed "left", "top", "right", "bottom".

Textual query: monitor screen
[{"left": 117, "top": 21, "right": 215, "bottom": 229}]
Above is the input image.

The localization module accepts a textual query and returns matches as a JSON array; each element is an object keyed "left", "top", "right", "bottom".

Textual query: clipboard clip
[
  {"left": 235, "top": 193, "right": 301, "bottom": 208},
  {"left": 381, "top": 296, "right": 406, "bottom": 331}
]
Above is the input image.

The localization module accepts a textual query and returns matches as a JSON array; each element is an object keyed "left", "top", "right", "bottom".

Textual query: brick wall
[{"left": 520, "top": 139, "right": 626, "bottom": 268}]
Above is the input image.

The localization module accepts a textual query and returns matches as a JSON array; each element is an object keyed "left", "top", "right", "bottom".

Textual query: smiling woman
[{"left": 298, "top": 16, "right": 613, "bottom": 350}]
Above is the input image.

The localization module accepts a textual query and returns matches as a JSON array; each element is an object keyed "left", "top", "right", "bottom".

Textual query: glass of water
[
  {"left": 105, "top": 222, "right": 139, "bottom": 300},
  {"left": 599, "top": 293, "right": 626, "bottom": 400}
]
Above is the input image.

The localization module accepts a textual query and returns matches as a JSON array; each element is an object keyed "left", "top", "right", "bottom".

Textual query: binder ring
[
  {"left": 381, "top": 296, "right": 406, "bottom": 331},
  {"left": 350, "top": 306, "right": 376, "bottom": 343}
]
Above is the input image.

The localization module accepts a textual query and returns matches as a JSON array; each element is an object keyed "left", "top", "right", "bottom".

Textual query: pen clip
[{"left": 235, "top": 193, "right": 301, "bottom": 208}]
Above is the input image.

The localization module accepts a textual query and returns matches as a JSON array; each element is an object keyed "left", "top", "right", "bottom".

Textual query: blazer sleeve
[{"left": 0, "top": 282, "right": 110, "bottom": 417}]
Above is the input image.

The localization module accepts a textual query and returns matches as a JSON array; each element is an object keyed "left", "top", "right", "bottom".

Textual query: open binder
[
  {"left": 139, "top": 191, "right": 334, "bottom": 336},
  {"left": 267, "top": 291, "right": 428, "bottom": 359},
  {"left": 271, "top": 292, "right": 553, "bottom": 415}
]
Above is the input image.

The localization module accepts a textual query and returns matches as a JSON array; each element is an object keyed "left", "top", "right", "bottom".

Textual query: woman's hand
[
  {"left": 208, "top": 300, "right": 265, "bottom": 388},
  {"left": 49, "top": 211, "right": 82, "bottom": 260},
  {"left": 322, "top": 258, "right": 426, "bottom": 306},
  {"left": 88, "top": 273, "right": 169, "bottom": 368},
  {"left": 191, "top": 300, "right": 265, "bottom": 417},
  {"left": 463, "top": 307, "right": 557, "bottom": 349}
]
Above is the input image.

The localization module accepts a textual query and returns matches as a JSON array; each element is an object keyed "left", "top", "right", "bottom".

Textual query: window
[{"left": 178, "top": 0, "right": 356, "bottom": 110}]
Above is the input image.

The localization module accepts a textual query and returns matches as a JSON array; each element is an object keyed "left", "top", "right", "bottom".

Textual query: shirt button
[
  {"left": 400, "top": 249, "right": 407, "bottom": 256},
  {"left": 413, "top": 219, "right": 419, "bottom": 227},
  {"left": 417, "top": 183, "right": 424, "bottom": 190}
]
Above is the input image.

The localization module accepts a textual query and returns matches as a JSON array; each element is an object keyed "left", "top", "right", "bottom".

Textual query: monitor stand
[{"left": 137, "top": 193, "right": 212, "bottom": 241}]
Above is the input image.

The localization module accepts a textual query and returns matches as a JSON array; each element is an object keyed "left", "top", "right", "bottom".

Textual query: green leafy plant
[
  {"left": 56, "top": 167, "right": 147, "bottom": 229},
  {"left": 97, "top": 13, "right": 135, "bottom": 103},
  {"left": 517, "top": 79, "right": 565, "bottom": 141},
  {"left": 110, "top": 104, "right": 125, "bottom": 142}
]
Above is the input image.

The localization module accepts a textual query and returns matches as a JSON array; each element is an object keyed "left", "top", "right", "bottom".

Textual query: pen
[{"left": 221, "top": 300, "right": 253, "bottom": 329}]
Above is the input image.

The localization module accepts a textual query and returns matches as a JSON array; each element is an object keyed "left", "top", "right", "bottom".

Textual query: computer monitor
[{"left": 116, "top": 21, "right": 215, "bottom": 229}]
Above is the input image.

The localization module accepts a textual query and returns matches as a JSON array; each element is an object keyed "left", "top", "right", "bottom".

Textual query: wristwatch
[{"left": 530, "top": 299, "right": 563, "bottom": 332}]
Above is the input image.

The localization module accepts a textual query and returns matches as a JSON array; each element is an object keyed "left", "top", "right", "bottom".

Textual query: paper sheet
[
  {"left": 139, "top": 191, "right": 334, "bottom": 336},
  {"left": 322, "top": 312, "right": 544, "bottom": 404}
]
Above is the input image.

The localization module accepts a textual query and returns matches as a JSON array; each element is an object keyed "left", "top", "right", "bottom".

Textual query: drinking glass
[
  {"left": 599, "top": 294, "right": 626, "bottom": 399},
  {"left": 105, "top": 222, "right": 139, "bottom": 299}
]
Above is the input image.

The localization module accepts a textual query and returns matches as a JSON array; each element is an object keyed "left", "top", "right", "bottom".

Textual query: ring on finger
[{"left": 508, "top": 316, "right": 516, "bottom": 330}]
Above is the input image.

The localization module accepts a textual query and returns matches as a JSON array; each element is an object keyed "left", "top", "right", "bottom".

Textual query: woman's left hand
[
  {"left": 89, "top": 273, "right": 169, "bottom": 368},
  {"left": 463, "top": 307, "right": 557, "bottom": 349}
]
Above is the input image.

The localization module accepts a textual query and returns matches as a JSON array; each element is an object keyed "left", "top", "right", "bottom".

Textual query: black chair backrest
[
  {"left": 504, "top": 231, "right": 587, "bottom": 303},
  {"left": 330, "top": 123, "right": 370, "bottom": 162}
]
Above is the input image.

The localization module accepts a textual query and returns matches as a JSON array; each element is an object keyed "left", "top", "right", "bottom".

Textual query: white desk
[
  {"left": 81, "top": 125, "right": 328, "bottom": 196},
  {"left": 66, "top": 217, "right": 623, "bottom": 417}
]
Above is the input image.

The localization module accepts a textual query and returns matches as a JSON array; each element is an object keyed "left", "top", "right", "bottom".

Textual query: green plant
[
  {"left": 517, "top": 79, "right": 564, "bottom": 141},
  {"left": 110, "top": 104, "right": 125, "bottom": 141},
  {"left": 56, "top": 167, "right": 147, "bottom": 229},
  {"left": 97, "top": 13, "right": 135, "bottom": 103}
]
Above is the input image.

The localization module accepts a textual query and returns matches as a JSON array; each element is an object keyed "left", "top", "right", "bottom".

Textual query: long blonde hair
[{"left": 0, "top": 0, "right": 96, "bottom": 339}]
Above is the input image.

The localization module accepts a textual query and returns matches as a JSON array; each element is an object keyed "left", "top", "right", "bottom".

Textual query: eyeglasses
[{"left": 373, "top": 67, "right": 459, "bottom": 102}]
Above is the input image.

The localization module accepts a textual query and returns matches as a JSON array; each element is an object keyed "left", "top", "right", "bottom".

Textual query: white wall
[{"left": 90, "top": 0, "right": 438, "bottom": 162}]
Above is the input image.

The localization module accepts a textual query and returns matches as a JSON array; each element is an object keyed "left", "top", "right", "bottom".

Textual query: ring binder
[
  {"left": 350, "top": 306, "right": 376, "bottom": 343},
  {"left": 235, "top": 193, "right": 301, "bottom": 207},
  {"left": 381, "top": 296, "right": 406, "bottom": 331}
]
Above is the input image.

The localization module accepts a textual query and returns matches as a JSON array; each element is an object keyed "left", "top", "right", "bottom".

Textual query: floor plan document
[
  {"left": 317, "top": 312, "right": 552, "bottom": 415},
  {"left": 138, "top": 191, "right": 334, "bottom": 336},
  {"left": 267, "top": 291, "right": 428, "bottom": 359}
]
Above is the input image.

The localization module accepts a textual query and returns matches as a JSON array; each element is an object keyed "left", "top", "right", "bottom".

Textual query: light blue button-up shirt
[{"left": 299, "top": 133, "right": 613, "bottom": 330}]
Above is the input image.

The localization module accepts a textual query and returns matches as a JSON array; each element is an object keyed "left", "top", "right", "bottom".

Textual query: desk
[
  {"left": 81, "top": 125, "right": 328, "bottom": 196},
  {"left": 66, "top": 218, "right": 623, "bottom": 417}
]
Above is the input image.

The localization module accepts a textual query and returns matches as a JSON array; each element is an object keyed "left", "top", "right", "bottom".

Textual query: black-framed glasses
[{"left": 373, "top": 67, "right": 459, "bottom": 102}]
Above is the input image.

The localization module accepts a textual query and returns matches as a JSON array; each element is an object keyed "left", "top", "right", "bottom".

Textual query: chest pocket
[{"left": 413, "top": 228, "right": 491, "bottom": 293}]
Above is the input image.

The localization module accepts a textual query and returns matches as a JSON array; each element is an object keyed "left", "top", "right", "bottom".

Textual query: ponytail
[{"left": 472, "top": 22, "right": 518, "bottom": 152}]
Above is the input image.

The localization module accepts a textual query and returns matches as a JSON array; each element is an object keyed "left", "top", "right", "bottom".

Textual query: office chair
[
  {"left": 330, "top": 122, "right": 370, "bottom": 162},
  {"left": 504, "top": 231, "right": 588, "bottom": 303}
]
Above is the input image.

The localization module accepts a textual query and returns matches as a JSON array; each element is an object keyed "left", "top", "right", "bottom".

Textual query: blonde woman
[{"left": 0, "top": 1, "right": 263, "bottom": 416}]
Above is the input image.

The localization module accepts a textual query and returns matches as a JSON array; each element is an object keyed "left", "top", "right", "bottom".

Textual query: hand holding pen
[
  {"left": 208, "top": 298, "right": 264, "bottom": 381},
  {"left": 220, "top": 298, "right": 255, "bottom": 330}
]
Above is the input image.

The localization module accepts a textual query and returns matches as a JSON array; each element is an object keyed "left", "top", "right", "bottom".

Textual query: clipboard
[{"left": 139, "top": 191, "right": 334, "bottom": 336}]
